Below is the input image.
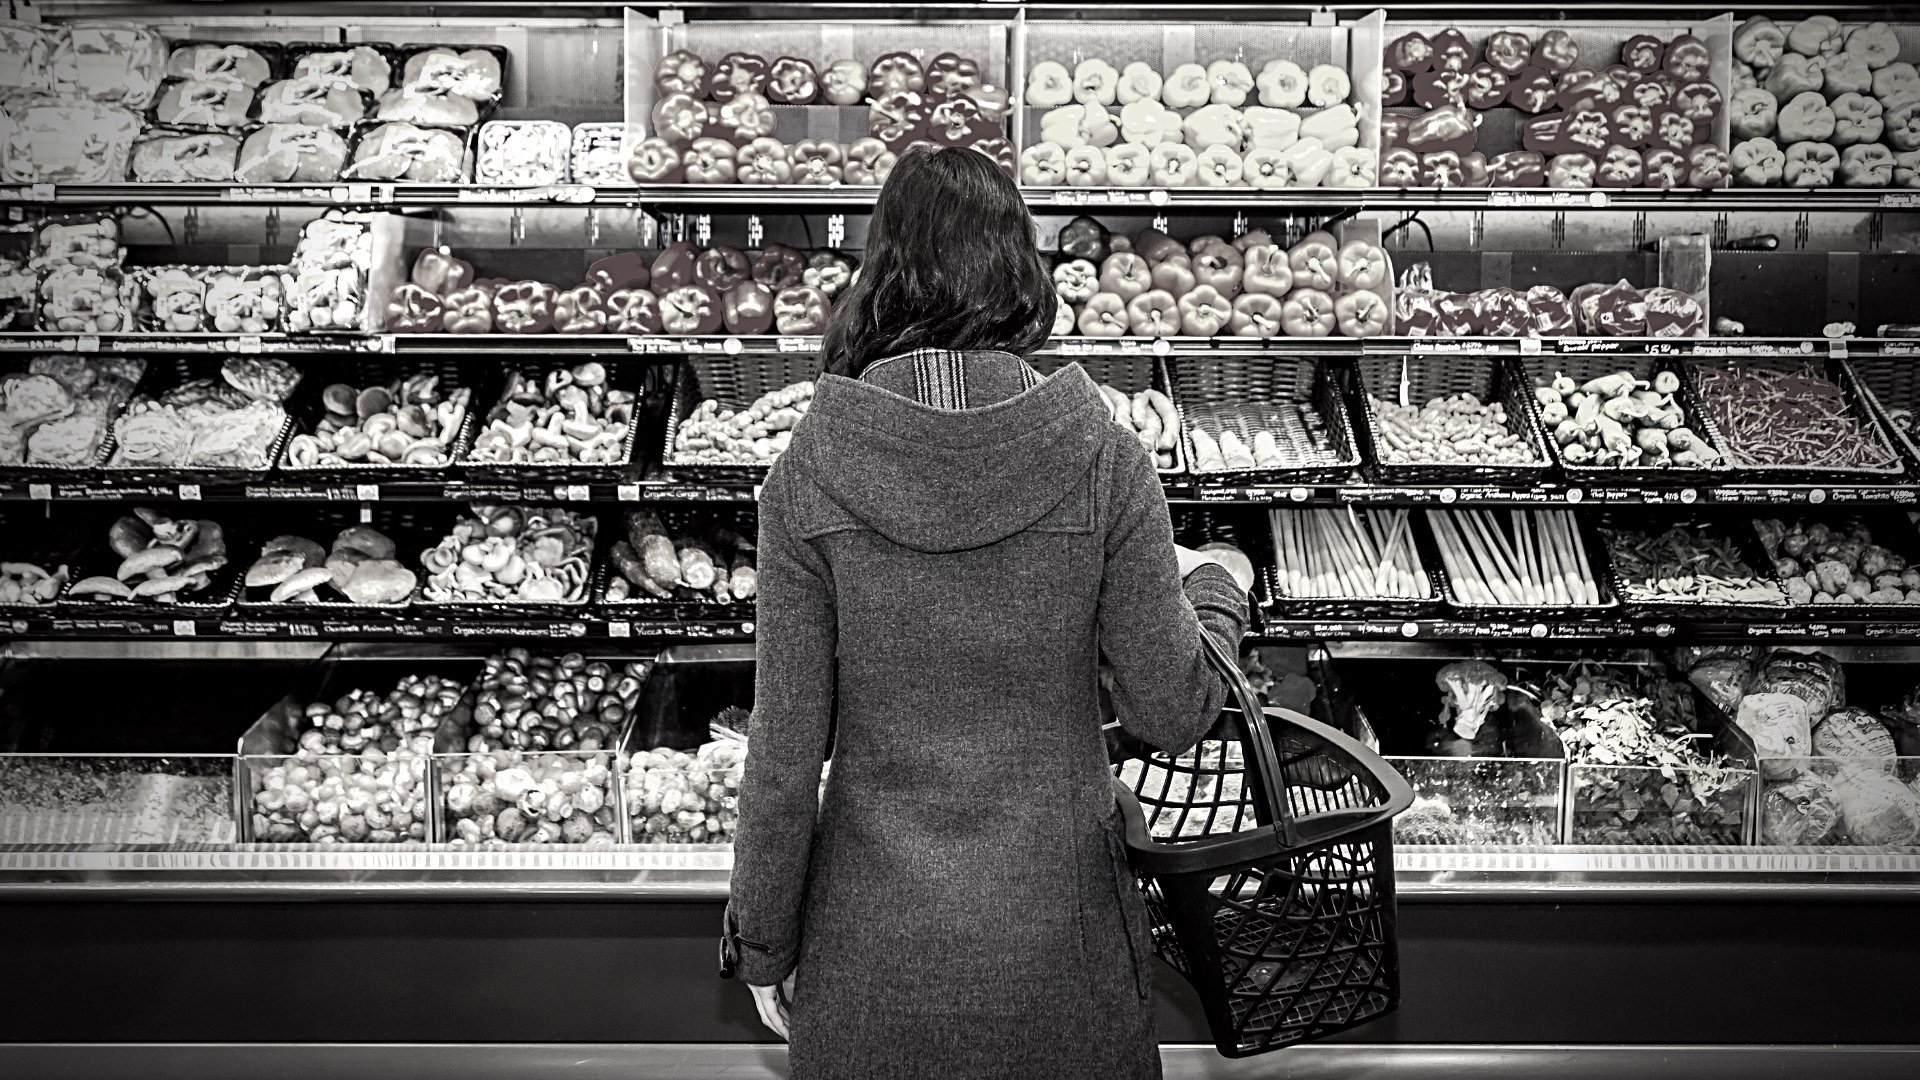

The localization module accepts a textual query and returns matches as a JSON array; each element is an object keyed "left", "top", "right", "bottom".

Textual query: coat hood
[{"left": 791, "top": 361, "right": 1111, "bottom": 553}]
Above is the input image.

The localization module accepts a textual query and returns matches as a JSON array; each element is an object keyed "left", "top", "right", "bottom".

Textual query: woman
[{"left": 724, "top": 146, "right": 1251, "bottom": 1080}]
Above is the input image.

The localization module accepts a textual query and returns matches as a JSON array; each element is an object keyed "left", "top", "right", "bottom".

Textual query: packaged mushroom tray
[
  {"left": 0, "top": 355, "right": 144, "bottom": 471},
  {"left": 1353, "top": 355, "right": 1550, "bottom": 486},
  {"left": 1019, "top": 22, "right": 1374, "bottom": 189},
  {"left": 1526, "top": 358, "right": 1730, "bottom": 482},
  {"left": 1173, "top": 357, "right": 1358, "bottom": 484}
]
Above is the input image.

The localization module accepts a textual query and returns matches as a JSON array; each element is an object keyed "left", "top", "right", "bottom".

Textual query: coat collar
[{"left": 858, "top": 348, "right": 1042, "bottom": 411}]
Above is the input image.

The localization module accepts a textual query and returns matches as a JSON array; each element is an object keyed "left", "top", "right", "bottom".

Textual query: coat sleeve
[
  {"left": 727, "top": 464, "right": 836, "bottom": 986},
  {"left": 1096, "top": 444, "right": 1249, "bottom": 756}
]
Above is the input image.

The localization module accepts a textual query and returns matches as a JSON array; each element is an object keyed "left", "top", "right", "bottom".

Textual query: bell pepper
[
  {"left": 704, "top": 53, "right": 769, "bottom": 103},
  {"left": 1388, "top": 33, "right": 1434, "bottom": 74},
  {"left": 1195, "top": 145, "right": 1243, "bottom": 186},
  {"left": 1407, "top": 104, "right": 1477, "bottom": 155},
  {"left": 1735, "top": 17, "right": 1786, "bottom": 70},
  {"left": 1488, "top": 150, "right": 1547, "bottom": 187},
  {"left": 386, "top": 283, "right": 443, "bottom": 333},
  {"left": 1278, "top": 289, "right": 1333, "bottom": 337},
  {"left": 1217, "top": 293, "right": 1280, "bottom": 338},
  {"left": 660, "top": 284, "right": 724, "bottom": 335},
  {"left": 1618, "top": 35, "right": 1663, "bottom": 73},
  {"left": 1120, "top": 98, "right": 1184, "bottom": 149},
  {"left": 1020, "top": 142, "right": 1067, "bottom": 185},
  {"left": 1178, "top": 286, "right": 1232, "bottom": 337},
  {"left": 1893, "top": 149, "right": 1920, "bottom": 188},
  {"left": 1381, "top": 69, "right": 1409, "bottom": 107},
  {"left": 1642, "top": 147, "right": 1686, "bottom": 189},
  {"left": 606, "top": 288, "right": 661, "bottom": 335},
  {"left": 1831, "top": 93, "right": 1885, "bottom": 147},
  {"left": 1182, "top": 103, "right": 1246, "bottom": 151},
  {"left": 411, "top": 247, "right": 475, "bottom": 296},
  {"left": 844, "top": 138, "right": 898, "bottom": 185},
  {"left": 1874, "top": 64, "right": 1920, "bottom": 110},
  {"left": 1663, "top": 35, "right": 1711, "bottom": 82},
  {"left": 653, "top": 50, "right": 709, "bottom": 98},
  {"left": 1299, "top": 103, "right": 1359, "bottom": 148},
  {"left": 493, "top": 281, "right": 557, "bottom": 335},
  {"left": 867, "top": 53, "right": 925, "bottom": 99},
  {"left": 1840, "top": 143, "right": 1895, "bottom": 187},
  {"left": 1733, "top": 60, "right": 1757, "bottom": 93},
  {"left": 1563, "top": 110, "right": 1612, "bottom": 156},
  {"left": 1764, "top": 55, "right": 1824, "bottom": 100},
  {"left": 928, "top": 97, "right": 989, "bottom": 146},
  {"left": 1523, "top": 114, "right": 1569, "bottom": 157},
  {"left": 681, "top": 138, "right": 737, "bottom": 184},
  {"left": 1778, "top": 92, "right": 1836, "bottom": 143},
  {"left": 1149, "top": 144, "right": 1198, "bottom": 186},
  {"left": 1052, "top": 297, "right": 1076, "bottom": 337},
  {"left": 789, "top": 140, "right": 844, "bottom": 185},
  {"left": 1412, "top": 69, "right": 1469, "bottom": 110},
  {"left": 1420, "top": 150, "right": 1467, "bottom": 188},
  {"left": 587, "top": 253, "right": 649, "bottom": 295},
  {"left": 1787, "top": 16, "right": 1844, "bottom": 59},
  {"left": 764, "top": 56, "right": 819, "bottom": 105},
  {"left": 1609, "top": 103, "right": 1654, "bottom": 147},
  {"left": 870, "top": 90, "right": 929, "bottom": 153},
  {"left": 1126, "top": 290, "right": 1181, "bottom": 337},
  {"left": 923, "top": 52, "right": 981, "bottom": 102},
  {"left": 1532, "top": 31, "right": 1579, "bottom": 75},
  {"left": 652, "top": 93, "right": 706, "bottom": 147},
  {"left": 1558, "top": 69, "right": 1620, "bottom": 113},
  {"left": 1676, "top": 82, "right": 1723, "bottom": 124},
  {"left": 1844, "top": 22, "right": 1900, "bottom": 70},
  {"left": 811, "top": 58, "right": 864, "bottom": 106},
  {"left": 1487, "top": 32, "right": 1534, "bottom": 77},
  {"left": 773, "top": 286, "right": 829, "bottom": 336},
  {"left": 1589, "top": 281, "right": 1647, "bottom": 336},
  {"left": 1161, "top": 62, "right": 1210, "bottom": 109},
  {"left": 1133, "top": 228, "right": 1184, "bottom": 263},
  {"left": 1687, "top": 144, "right": 1730, "bottom": 189},
  {"left": 1732, "top": 137, "right": 1786, "bottom": 186},
  {"left": 1465, "top": 65, "right": 1510, "bottom": 110},
  {"left": 721, "top": 281, "right": 775, "bottom": 335},
  {"left": 736, "top": 137, "right": 793, "bottom": 184},
  {"left": 803, "top": 251, "right": 857, "bottom": 300},
  {"left": 1326, "top": 147, "right": 1376, "bottom": 188},
  {"left": 1078, "top": 293, "right": 1129, "bottom": 337},
  {"left": 1380, "top": 147, "right": 1420, "bottom": 187},
  {"left": 970, "top": 136, "right": 1017, "bottom": 179},
  {"left": 1288, "top": 233, "right": 1338, "bottom": 291},
  {"left": 554, "top": 284, "right": 609, "bottom": 335},
  {"left": 1099, "top": 253, "right": 1152, "bottom": 301},
  {"left": 1508, "top": 67, "right": 1558, "bottom": 113},
  {"left": 751, "top": 244, "right": 806, "bottom": 290},
  {"left": 1335, "top": 240, "right": 1387, "bottom": 291},
  {"left": 1462, "top": 151, "right": 1491, "bottom": 187},
  {"left": 1629, "top": 73, "right": 1675, "bottom": 111},
  {"left": 1269, "top": 138, "right": 1327, "bottom": 187},
  {"left": 1784, "top": 140, "right": 1839, "bottom": 186},
  {"left": 1824, "top": 53, "right": 1874, "bottom": 99},
  {"left": 1207, "top": 59, "right": 1255, "bottom": 107},
  {"left": 695, "top": 246, "right": 751, "bottom": 293},
  {"left": 1425, "top": 29, "right": 1468, "bottom": 74},
  {"left": 1651, "top": 109, "right": 1697, "bottom": 152},
  {"left": 1057, "top": 216, "right": 1110, "bottom": 263},
  {"left": 1053, "top": 259, "right": 1099, "bottom": 304},
  {"left": 1730, "top": 89, "right": 1778, "bottom": 139},
  {"left": 649, "top": 242, "right": 698, "bottom": 297},
  {"left": 1258, "top": 58, "right": 1309, "bottom": 106},
  {"left": 1104, "top": 143, "right": 1150, "bottom": 186},
  {"left": 1191, "top": 245, "right": 1243, "bottom": 298},
  {"left": 1548, "top": 152, "right": 1597, "bottom": 188},
  {"left": 1064, "top": 145, "right": 1109, "bottom": 186},
  {"left": 627, "top": 137, "right": 684, "bottom": 183},
  {"left": 1885, "top": 101, "right": 1920, "bottom": 152},
  {"left": 442, "top": 285, "right": 494, "bottom": 334},
  {"left": 1335, "top": 291, "right": 1389, "bottom": 338},
  {"left": 714, "top": 92, "right": 776, "bottom": 145},
  {"left": 1150, "top": 254, "right": 1195, "bottom": 296}
]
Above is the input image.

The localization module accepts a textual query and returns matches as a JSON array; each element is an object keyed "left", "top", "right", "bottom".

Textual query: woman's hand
[
  {"left": 749, "top": 972, "right": 797, "bottom": 1040},
  {"left": 1174, "top": 543, "right": 1257, "bottom": 592}
]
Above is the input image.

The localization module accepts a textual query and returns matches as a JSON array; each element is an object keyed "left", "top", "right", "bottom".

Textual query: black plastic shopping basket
[{"left": 1110, "top": 630, "right": 1414, "bottom": 1057}]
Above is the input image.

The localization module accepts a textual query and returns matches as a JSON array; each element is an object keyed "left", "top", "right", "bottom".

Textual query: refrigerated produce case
[{"left": 3, "top": 2, "right": 1920, "bottom": 1077}]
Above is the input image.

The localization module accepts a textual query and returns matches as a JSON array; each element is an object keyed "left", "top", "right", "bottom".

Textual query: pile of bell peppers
[{"left": 1729, "top": 16, "right": 1917, "bottom": 187}]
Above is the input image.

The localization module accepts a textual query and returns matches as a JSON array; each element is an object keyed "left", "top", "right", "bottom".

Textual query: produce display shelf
[
  {"left": 1173, "top": 481, "right": 1919, "bottom": 507},
  {"left": 1254, "top": 616, "right": 1920, "bottom": 645},
  {"left": 1034, "top": 187, "right": 1920, "bottom": 212},
  {"left": 3, "top": 332, "right": 1911, "bottom": 361}
]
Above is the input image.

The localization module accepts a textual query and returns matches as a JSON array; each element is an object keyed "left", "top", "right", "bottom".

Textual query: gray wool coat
[{"left": 727, "top": 350, "right": 1248, "bottom": 1080}]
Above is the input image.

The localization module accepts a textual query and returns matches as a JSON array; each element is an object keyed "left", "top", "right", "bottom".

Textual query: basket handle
[{"left": 1197, "top": 627, "right": 1299, "bottom": 849}]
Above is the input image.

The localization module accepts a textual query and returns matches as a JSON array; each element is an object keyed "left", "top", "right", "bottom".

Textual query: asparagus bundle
[
  {"left": 1268, "top": 507, "right": 1431, "bottom": 600},
  {"left": 1425, "top": 509, "right": 1601, "bottom": 607}
]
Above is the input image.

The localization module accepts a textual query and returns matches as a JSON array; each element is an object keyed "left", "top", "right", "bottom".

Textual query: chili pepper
[
  {"left": 493, "top": 280, "right": 557, "bottom": 335},
  {"left": 587, "top": 253, "right": 649, "bottom": 295},
  {"left": 764, "top": 57, "right": 819, "bottom": 105},
  {"left": 411, "top": 246, "right": 474, "bottom": 296},
  {"left": 704, "top": 53, "right": 769, "bottom": 103},
  {"left": 1693, "top": 363, "right": 1898, "bottom": 470},
  {"left": 442, "top": 286, "right": 494, "bottom": 334},
  {"left": 653, "top": 50, "right": 709, "bottom": 98},
  {"left": 844, "top": 138, "right": 898, "bottom": 185},
  {"left": 651, "top": 92, "right": 706, "bottom": 147},
  {"left": 681, "top": 138, "right": 737, "bottom": 184},
  {"left": 606, "top": 288, "right": 661, "bottom": 335},
  {"left": 773, "top": 285, "right": 829, "bottom": 335},
  {"left": 694, "top": 246, "right": 750, "bottom": 293},
  {"left": 1488, "top": 150, "right": 1547, "bottom": 188},
  {"left": 738, "top": 247, "right": 801, "bottom": 295},
  {"left": 736, "top": 137, "right": 793, "bottom": 185},
  {"left": 1686, "top": 144, "right": 1731, "bottom": 189},
  {"left": 722, "top": 281, "right": 775, "bottom": 335},
  {"left": 627, "top": 137, "right": 684, "bottom": 183},
  {"left": 1732, "top": 137, "right": 1786, "bottom": 186},
  {"left": 554, "top": 284, "right": 608, "bottom": 335},
  {"left": 1642, "top": 147, "right": 1687, "bottom": 189},
  {"left": 868, "top": 52, "right": 925, "bottom": 99},
  {"left": 660, "top": 283, "right": 723, "bottom": 335},
  {"left": 1487, "top": 31, "right": 1534, "bottom": 77},
  {"left": 386, "top": 283, "right": 444, "bottom": 333}
]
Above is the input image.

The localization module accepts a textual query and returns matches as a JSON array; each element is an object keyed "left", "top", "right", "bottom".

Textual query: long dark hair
[{"left": 820, "top": 147, "right": 1055, "bottom": 378}]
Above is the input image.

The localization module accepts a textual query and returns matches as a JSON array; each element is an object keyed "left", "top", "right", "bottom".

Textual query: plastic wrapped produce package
[
  {"left": 476, "top": 120, "right": 570, "bottom": 185},
  {"left": 48, "top": 22, "right": 167, "bottom": 108},
  {"left": 569, "top": 122, "right": 630, "bottom": 186},
  {"left": 3, "top": 98, "right": 142, "bottom": 183}
]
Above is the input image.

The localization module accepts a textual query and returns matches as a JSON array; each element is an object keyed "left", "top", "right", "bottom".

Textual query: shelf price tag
[
  {"left": 177, "top": 483, "right": 202, "bottom": 501},
  {"left": 616, "top": 483, "right": 641, "bottom": 501},
  {"left": 237, "top": 334, "right": 263, "bottom": 353},
  {"left": 355, "top": 484, "right": 380, "bottom": 501},
  {"left": 172, "top": 620, "right": 196, "bottom": 637},
  {"left": 1828, "top": 338, "right": 1849, "bottom": 359},
  {"left": 1519, "top": 337, "right": 1541, "bottom": 355},
  {"left": 607, "top": 621, "right": 631, "bottom": 639},
  {"left": 75, "top": 335, "right": 100, "bottom": 353},
  {"left": 562, "top": 484, "right": 590, "bottom": 502},
  {"left": 776, "top": 336, "right": 815, "bottom": 353},
  {"left": 27, "top": 483, "right": 50, "bottom": 501},
  {"left": 29, "top": 184, "right": 54, "bottom": 201}
]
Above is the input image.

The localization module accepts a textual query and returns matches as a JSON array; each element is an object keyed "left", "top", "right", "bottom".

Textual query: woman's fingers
[{"left": 750, "top": 983, "right": 789, "bottom": 1040}]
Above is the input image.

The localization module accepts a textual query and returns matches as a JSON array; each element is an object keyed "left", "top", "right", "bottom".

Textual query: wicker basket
[
  {"left": 596, "top": 502, "right": 759, "bottom": 621},
  {"left": 233, "top": 503, "right": 445, "bottom": 616},
  {"left": 1521, "top": 356, "right": 1731, "bottom": 486},
  {"left": 1263, "top": 505, "right": 1446, "bottom": 620},
  {"left": 0, "top": 355, "right": 142, "bottom": 477},
  {"left": 58, "top": 505, "right": 246, "bottom": 616},
  {"left": 1422, "top": 507, "right": 1622, "bottom": 618},
  {"left": 278, "top": 356, "right": 480, "bottom": 481},
  {"left": 1030, "top": 353, "right": 1185, "bottom": 475},
  {"left": 1352, "top": 355, "right": 1552, "bottom": 487},
  {"left": 1592, "top": 510, "right": 1790, "bottom": 620},
  {"left": 662, "top": 353, "right": 820, "bottom": 485},
  {"left": 1834, "top": 356, "right": 1920, "bottom": 476},
  {"left": 98, "top": 355, "right": 296, "bottom": 484},
  {"left": 1171, "top": 357, "right": 1360, "bottom": 485},
  {"left": 460, "top": 357, "right": 645, "bottom": 483},
  {"left": 1683, "top": 357, "right": 1906, "bottom": 484}
]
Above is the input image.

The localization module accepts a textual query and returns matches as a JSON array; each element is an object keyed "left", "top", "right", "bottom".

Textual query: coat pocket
[{"left": 1104, "top": 817, "right": 1154, "bottom": 1001}]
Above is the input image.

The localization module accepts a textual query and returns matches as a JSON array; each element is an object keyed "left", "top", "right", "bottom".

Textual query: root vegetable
[{"left": 1427, "top": 509, "right": 1601, "bottom": 607}]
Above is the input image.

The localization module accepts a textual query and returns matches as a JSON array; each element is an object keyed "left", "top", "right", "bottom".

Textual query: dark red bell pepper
[
  {"left": 752, "top": 244, "right": 806, "bottom": 289},
  {"left": 1676, "top": 81, "right": 1723, "bottom": 124},
  {"left": 1642, "top": 147, "right": 1687, "bottom": 189},
  {"left": 1420, "top": 151, "right": 1467, "bottom": 188},
  {"left": 1650, "top": 109, "right": 1695, "bottom": 153},
  {"left": 1406, "top": 104, "right": 1478, "bottom": 155},
  {"left": 773, "top": 285, "right": 829, "bottom": 335},
  {"left": 1562, "top": 110, "right": 1612, "bottom": 156},
  {"left": 1632, "top": 72, "right": 1677, "bottom": 110},
  {"left": 1379, "top": 146, "right": 1420, "bottom": 187},
  {"left": 659, "top": 284, "right": 723, "bottom": 335},
  {"left": 1412, "top": 69, "right": 1469, "bottom": 110},
  {"left": 789, "top": 140, "right": 844, "bottom": 185},
  {"left": 1507, "top": 67, "right": 1558, "bottom": 113},
  {"left": 1611, "top": 103, "right": 1654, "bottom": 148},
  {"left": 1487, "top": 150, "right": 1546, "bottom": 187},
  {"left": 802, "top": 250, "right": 857, "bottom": 299},
  {"left": 1686, "top": 143, "right": 1730, "bottom": 189},
  {"left": 722, "top": 281, "right": 775, "bottom": 335},
  {"left": 441, "top": 285, "right": 494, "bottom": 334},
  {"left": 1558, "top": 69, "right": 1621, "bottom": 112},
  {"left": 554, "top": 284, "right": 608, "bottom": 335},
  {"left": 712, "top": 92, "right": 776, "bottom": 146},
  {"left": 493, "top": 281, "right": 557, "bottom": 335},
  {"left": 587, "top": 252, "right": 649, "bottom": 295},
  {"left": 1523, "top": 114, "right": 1570, "bottom": 157},
  {"left": 606, "top": 288, "right": 661, "bottom": 335},
  {"left": 1388, "top": 32, "right": 1435, "bottom": 74},
  {"left": 925, "top": 53, "right": 981, "bottom": 101},
  {"left": 968, "top": 136, "right": 1016, "bottom": 179},
  {"left": 1381, "top": 69, "right": 1409, "bottom": 106},
  {"left": 411, "top": 246, "right": 474, "bottom": 296},
  {"left": 653, "top": 50, "right": 708, "bottom": 98},
  {"left": 1380, "top": 113, "right": 1411, "bottom": 149},
  {"left": 681, "top": 138, "right": 737, "bottom": 184},
  {"left": 695, "top": 246, "right": 751, "bottom": 292},
  {"left": 870, "top": 90, "right": 929, "bottom": 153},
  {"left": 765, "top": 57, "right": 819, "bottom": 105},
  {"left": 649, "top": 242, "right": 697, "bottom": 297},
  {"left": 1622, "top": 35, "right": 1665, "bottom": 72},
  {"left": 652, "top": 93, "right": 706, "bottom": 147},
  {"left": 1526, "top": 286, "right": 1576, "bottom": 336},
  {"left": 704, "top": 52, "right": 769, "bottom": 103},
  {"left": 1597, "top": 144, "right": 1645, "bottom": 188},
  {"left": 1432, "top": 29, "right": 1474, "bottom": 73},
  {"left": 1486, "top": 32, "right": 1534, "bottom": 77},
  {"left": 386, "top": 283, "right": 444, "bottom": 333},
  {"left": 928, "top": 96, "right": 992, "bottom": 146},
  {"left": 867, "top": 52, "right": 925, "bottom": 98},
  {"left": 1663, "top": 35, "right": 1710, "bottom": 82},
  {"left": 1465, "top": 66, "right": 1509, "bottom": 110},
  {"left": 1547, "top": 152, "right": 1597, "bottom": 188}
]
